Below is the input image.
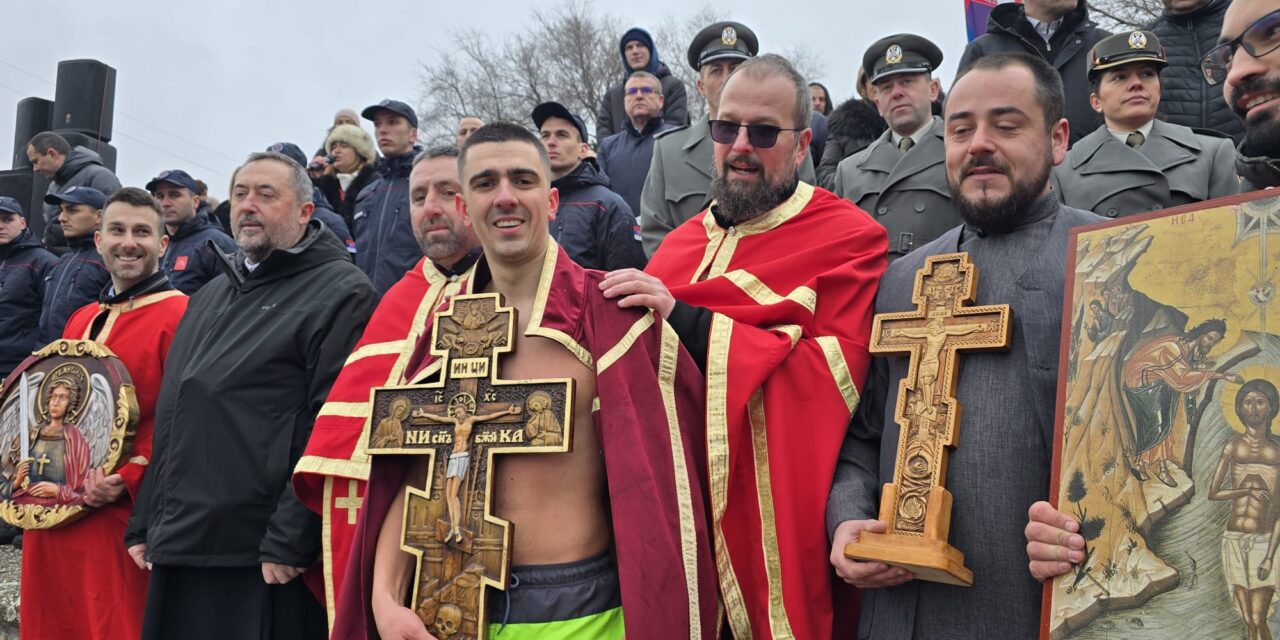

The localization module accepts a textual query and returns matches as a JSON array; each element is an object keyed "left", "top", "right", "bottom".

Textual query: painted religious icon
[
  {"left": 0, "top": 340, "right": 137, "bottom": 529},
  {"left": 1043, "top": 190, "right": 1280, "bottom": 638}
]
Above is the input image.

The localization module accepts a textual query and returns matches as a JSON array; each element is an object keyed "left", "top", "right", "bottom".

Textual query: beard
[
  {"left": 949, "top": 152, "right": 1051, "bottom": 234},
  {"left": 417, "top": 224, "right": 462, "bottom": 261},
  {"left": 1232, "top": 75, "right": 1280, "bottom": 159},
  {"left": 709, "top": 153, "right": 799, "bottom": 226}
]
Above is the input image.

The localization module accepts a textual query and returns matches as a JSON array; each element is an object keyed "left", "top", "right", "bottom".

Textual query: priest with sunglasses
[
  {"left": 1202, "top": 0, "right": 1280, "bottom": 189},
  {"left": 602, "top": 53, "right": 888, "bottom": 638}
]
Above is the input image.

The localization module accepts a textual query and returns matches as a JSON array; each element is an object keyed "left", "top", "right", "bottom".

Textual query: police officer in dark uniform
[
  {"left": 1052, "top": 30, "right": 1238, "bottom": 218},
  {"left": 833, "top": 34, "right": 958, "bottom": 260},
  {"left": 639, "top": 20, "right": 816, "bottom": 258}
]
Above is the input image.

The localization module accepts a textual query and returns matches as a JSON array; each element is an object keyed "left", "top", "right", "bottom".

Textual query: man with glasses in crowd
[
  {"left": 1200, "top": 0, "right": 1280, "bottom": 189},
  {"left": 603, "top": 53, "right": 887, "bottom": 638}
]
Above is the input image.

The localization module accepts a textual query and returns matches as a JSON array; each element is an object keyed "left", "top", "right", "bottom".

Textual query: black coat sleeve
[
  {"left": 258, "top": 270, "right": 377, "bottom": 566},
  {"left": 666, "top": 300, "right": 711, "bottom": 374},
  {"left": 598, "top": 196, "right": 648, "bottom": 271}
]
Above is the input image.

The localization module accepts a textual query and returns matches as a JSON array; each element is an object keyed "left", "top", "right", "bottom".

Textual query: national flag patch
[
  {"left": 174, "top": 255, "right": 189, "bottom": 270},
  {"left": 632, "top": 225, "right": 642, "bottom": 242},
  {"left": 345, "top": 239, "right": 358, "bottom": 254}
]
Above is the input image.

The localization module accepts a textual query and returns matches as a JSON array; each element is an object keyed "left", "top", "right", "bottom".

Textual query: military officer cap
[
  {"left": 687, "top": 21, "right": 758, "bottom": 71},
  {"left": 1088, "top": 30, "right": 1167, "bottom": 79},
  {"left": 862, "top": 34, "right": 943, "bottom": 84}
]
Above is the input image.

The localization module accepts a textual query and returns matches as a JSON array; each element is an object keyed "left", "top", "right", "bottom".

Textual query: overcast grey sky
[{"left": 0, "top": 0, "right": 966, "bottom": 198}]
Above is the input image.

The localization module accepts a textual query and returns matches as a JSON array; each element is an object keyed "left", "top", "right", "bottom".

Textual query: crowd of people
[{"left": 2, "top": 0, "right": 1279, "bottom": 637}]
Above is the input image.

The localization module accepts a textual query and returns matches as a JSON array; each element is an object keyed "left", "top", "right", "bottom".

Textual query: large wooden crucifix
[
  {"left": 844, "top": 252, "right": 1010, "bottom": 586},
  {"left": 367, "top": 293, "right": 574, "bottom": 640}
]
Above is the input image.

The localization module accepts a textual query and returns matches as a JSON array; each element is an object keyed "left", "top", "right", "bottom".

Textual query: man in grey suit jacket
[
  {"left": 1052, "top": 30, "right": 1239, "bottom": 217},
  {"left": 834, "top": 34, "right": 960, "bottom": 259},
  {"left": 827, "top": 52, "right": 1105, "bottom": 639}
]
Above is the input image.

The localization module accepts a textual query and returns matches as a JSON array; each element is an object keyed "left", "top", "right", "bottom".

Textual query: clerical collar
[
  {"left": 890, "top": 117, "right": 934, "bottom": 147},
  {"left": 1107, "top": 120, "right": 1154, "bottom": 145},
  {"left": 963, "top": 192, "right": 1058, "bottom": 239},
  {"left": 433, "top": 247, "right": 482, "bottom": 280},
  {"left": 99, "top": 271, "right": 173, "bottom": 305}
]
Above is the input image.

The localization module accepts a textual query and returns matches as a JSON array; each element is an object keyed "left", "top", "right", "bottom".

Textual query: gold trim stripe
[
  {"left": 128, "top": 455, "right": 149, "bottom": 465},
  {"left": 597, "top": 314, "right": 656, "bottom": 374},
  {"left": 724, "top": 271, "right": 817, "bottom": 314},
  {"left": 408, "top": 359, "right": 444, "bottom": 385},
  {"left": 295, "top": 455, "right": 371, "bottom": 481},
  {"left": 318, "top": 401, "right": 369, "bottom": 419},
  {"left": 344, "top": 340, "right": 405, "bottom": 365},
  {"left": 321, "top": 477, "right": 337, "bottom": 634},
  {"left": 591, "top": 397, "right": 601, "bottom": 413},
  {"left": 658, "top": 321, "right": 702, "bottom": 639},
  {"left": 748, "top": 392, "right": 796, "bottom": 639},
  {"left": 770, "top": 324, "right": 803, "bottom": 347},
  {"left": 706, "top": 315, "right": 752, "bottom": 638},
  {"left": 816, "top": 336, "right": 860, "bottom": 414},
  {"left": 524, "top": 241, "right": 596, "bottom": 371}
]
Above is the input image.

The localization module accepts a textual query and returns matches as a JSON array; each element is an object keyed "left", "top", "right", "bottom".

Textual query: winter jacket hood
[
  {"left": 620, "top": 27, "right": 660, "bottom": 75},
  {"left": 0, "top": 227, "right": 44, "bottom": 257},
  {"left": 55, "top": 146, "right": 109, "bottom": 183},
  {"left": 555, "top": 156, "right": 612, "bottom": 192},
  {"left": 217, "top": 219, "right": 352, "bottom": 289}
]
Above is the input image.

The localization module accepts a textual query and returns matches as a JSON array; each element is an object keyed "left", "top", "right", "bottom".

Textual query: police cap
[
  {"left": 862, "top": 34, "right": 943, "bottom": 84},
  {"left": 687, "top": 21, "right": 758, "bottom": 71},
  {"left": 1088, "top": 30, "right": 1167, "bottom": 79}
]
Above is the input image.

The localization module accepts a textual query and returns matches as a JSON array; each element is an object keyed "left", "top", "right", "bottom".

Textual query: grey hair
[
  {"left": 626, "top": 70, "right": 661, "bottom": 88},
  {"left": 414, "top": 144, "right": 460, "bottom": 167},
  {"left": 230, "top": 151, "right": 313, "bottom": 205},
  {"left": 726, "top": 53, "right": 812, "bottom": 130}
]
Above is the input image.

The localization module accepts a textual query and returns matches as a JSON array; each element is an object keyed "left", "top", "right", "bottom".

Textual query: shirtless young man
[
  {"left": 361, "top": 122, "right": 716, "bottom": 640},
  {"left": 1210, "top": 379, "right": 1280, "bottom": 640}
]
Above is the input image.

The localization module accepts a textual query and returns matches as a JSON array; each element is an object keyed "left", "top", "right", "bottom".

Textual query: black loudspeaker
[
  {"left": 56, "top": 131, "right": 117, "bottom": 173},
  {"left": 12, "top": 98, "right": 53, "bottom": 170},
  {"left": 0, "top": 169, "right": 48, "bottom": 239},
  {"left": 52, "top": 59, "right": 116, "bottom": 142}
]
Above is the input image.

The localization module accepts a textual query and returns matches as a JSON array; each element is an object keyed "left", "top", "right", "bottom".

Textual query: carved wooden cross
[
  {"left": 844, "top": 252, "right": 1010, "bottom": 586},
  {"left": 367, "top": 293, "right": 574, "bottom": 639}
]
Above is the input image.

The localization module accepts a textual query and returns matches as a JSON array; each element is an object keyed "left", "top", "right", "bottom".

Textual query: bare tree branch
[{"left": 415, "top": 0, "right": 827, "bottom": 145}]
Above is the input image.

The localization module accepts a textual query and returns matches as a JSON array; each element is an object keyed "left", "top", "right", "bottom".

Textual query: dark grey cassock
[
  {"left": 827, "top": 195, "right": 1103, "bottom": 639},
  {"left": 832, "top": 116, "right": 961, "bottom": 259},
  {"left": 637, "top": 114, "right": 816, "bottom": 257},
  {"left": 1051, "top": 119, "right": 1239, "bottom": 218}
]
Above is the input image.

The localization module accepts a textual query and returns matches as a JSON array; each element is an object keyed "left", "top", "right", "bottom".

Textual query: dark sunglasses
[
  {"left": 1201, "top": 9, "right": 1280, "bottom": 85},
  {"left": 708, "top": 120, "right": 805, "bottom": 149},
  {"left": 624, "top": 86, "right": 657, "bottom": 96}
]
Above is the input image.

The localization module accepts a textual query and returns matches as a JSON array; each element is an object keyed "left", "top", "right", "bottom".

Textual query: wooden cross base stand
[{"left": 843, "top": 485, "right": 973, "bottom": 587}]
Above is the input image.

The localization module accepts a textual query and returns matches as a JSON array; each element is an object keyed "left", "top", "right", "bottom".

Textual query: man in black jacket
[
  {"left": 596, "top": 27, "right": 690, "bottom": 141},
  {"left": 125, "top": 151, "right": 376, "bottom": 640},
  {"left": 534, "top": 101, "right": 647, "bottom": 271},
  {"left": 36, "top": 186, "right": 110, "bottom": 346},
  {"left": 959, "top": 0, "right": 1110, "bottom": 145},
  {"left": 1206, "top": 0, "right": 1280, "bottom": 188},
  {"left": 146, "top": 169, "right": 237, "bottom": 294},
  {"left": 354, "top": 99, "right": 424, "bottom": 294},
  {"left": 1148, "top": 0, "right": 1241, "bottom": 141},
  {"left": 27, "top": 131, "right": 122, "bottom": 249},
  {"left": 599, "top": 71, "right": 674, "bottom": 218},
  {"left": 0, "top": 196, "right": 55, "bottom": 379}
]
